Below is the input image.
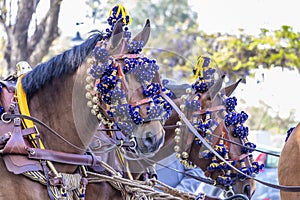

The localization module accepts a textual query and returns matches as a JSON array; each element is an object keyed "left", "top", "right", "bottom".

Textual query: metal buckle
[
  {"left": 224, "top": 186, "right": 235, "bottom": 198},
  {"left": 129, "top": 135, "right": 137, "bottom": 150},
  {"left": 13, "top": 117, "right": 20, "bottom": 126},
  {"left": 195, "top": 192, "right": 206, "bottom": 200}
]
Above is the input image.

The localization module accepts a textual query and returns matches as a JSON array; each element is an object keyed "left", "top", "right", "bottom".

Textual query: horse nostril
[
  {"left": 243, "top": 184, "right": 251, "bottom": 197},
  {"left": 143, "top": 132, "right": 156, "bottom": 147}
]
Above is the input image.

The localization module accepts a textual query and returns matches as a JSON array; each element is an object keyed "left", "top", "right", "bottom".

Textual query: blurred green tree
[
  {"left": 204, "top": 26, "right": 300, "bottom": 81},
  {"left": 85, "top": 0, "right": 201, "bottom": 82},
  {"left": 85, "top": 1, "right": 300, "bottom": 83}
]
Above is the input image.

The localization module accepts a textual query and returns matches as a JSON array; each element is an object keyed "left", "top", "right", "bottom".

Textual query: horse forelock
[{"left": 22, "top": 32, "right": 103, "bottom": 100}]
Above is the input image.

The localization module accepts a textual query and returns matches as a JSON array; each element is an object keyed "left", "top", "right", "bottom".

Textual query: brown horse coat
[{"left": 278, "top": 122, "right": 300, "bottom": 199}]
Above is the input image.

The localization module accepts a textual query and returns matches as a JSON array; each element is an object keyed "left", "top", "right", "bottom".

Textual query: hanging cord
[
  {"left": 164, "top": 124, "right": 280, "bottom": 157},
  {"left": 60, "top": 173, "right": 82, "bottom": 198},
  {"left": 2, "top": 113, "right": 87, "bottom": 151}
]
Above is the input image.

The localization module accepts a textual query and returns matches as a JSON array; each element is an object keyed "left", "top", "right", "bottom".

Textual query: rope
[
  {"left": 22, "top": 171, "right": 62, "bottom": 199},
  {"left": 61, "top": 173, "right": 82, "bottom": 191},
  {"left": 86, "top": 161, "right": 199, "bottom": 200},
  {"left": 60, "top": 173, "right": 82, "bottom": 200},
  {"left": 87, "top": 171, "right": 195, "bottom": 200}
]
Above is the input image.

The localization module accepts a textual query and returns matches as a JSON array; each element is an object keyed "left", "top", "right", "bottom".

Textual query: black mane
[{"left": 22, "top": 32, "right": 103, "bottom": 99}]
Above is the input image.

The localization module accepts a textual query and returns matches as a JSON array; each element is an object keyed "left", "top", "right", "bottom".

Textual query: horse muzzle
[{"left": 137, "top": 129, "right": 165, "bottom": 155}]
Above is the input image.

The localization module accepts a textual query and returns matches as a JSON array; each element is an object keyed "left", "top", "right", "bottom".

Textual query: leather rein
[{"left": 163, "top": 124, "right": 280, "bottom": 158}]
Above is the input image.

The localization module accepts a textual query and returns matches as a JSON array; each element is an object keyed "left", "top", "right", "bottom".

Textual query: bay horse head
[
  {"left": 87, "top": 17, "right": 169, "bottom": 157},
  {"left": 181, "top": 79, "right": 258, "bottom": 198},
  {"left": 20, "top": 35, "right": 106, "bottom": 173},
  {"left": 159, "top": 56, "right": 259, "bottom": 199}
]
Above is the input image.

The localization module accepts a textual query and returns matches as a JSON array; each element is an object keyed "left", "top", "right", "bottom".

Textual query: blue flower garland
[
  {"left": 94, "top": 56, "right": 173, "bottom": 133},
  {"left": 127, "top": 40, "right": 144, "bottom": 54},
  {"left": 104, "top": 4, "right": 131, "bottom": 40},
  {"left": 103, "top": 4, "right": 148, "bottom": 55},
  {"left": 285, "top": 126, "right": 295, "bottom": 142},
  {"left": 192, "top": 56, "right": 216, "bottom": 93},
  {"left": 88, "top": 10, "right": 173, "bottom": 134},
  {"left": 222, "top": 95, "right": 264, "bottom": 181},
  {"left": 185, "top": 94, "right": 201, "bottom": 110}
]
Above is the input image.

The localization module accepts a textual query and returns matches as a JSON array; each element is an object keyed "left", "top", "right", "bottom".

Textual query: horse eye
[{"left": 231, "top": 173, "right": 237, "bottom": 178}]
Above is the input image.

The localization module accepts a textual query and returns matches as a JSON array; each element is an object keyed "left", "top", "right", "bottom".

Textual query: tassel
[
  {"left": 194, "top": 56, "right": 205, "bottom": 79},
  {"left": 109, "top": 4, "right": 132, "bottom": 25}
]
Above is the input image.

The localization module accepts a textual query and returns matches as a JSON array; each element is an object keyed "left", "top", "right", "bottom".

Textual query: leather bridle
[{"left": 103, "top": 53, "right": 163, "bottom": 124}]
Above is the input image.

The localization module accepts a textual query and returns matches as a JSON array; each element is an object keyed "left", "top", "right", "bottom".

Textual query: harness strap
[
  {"left": 2, "top": 117, "right": 28, "bottom": 155},
  {"left": 116, "top": 62, "right": 129, "bottom": 93},
  {"left": 3, "top": 113, "right": 87, "bottom": 151},
  {"left": 230, "top": 154, "right": 249, "bottom": 162},
  {"left": 41, "top": 160, "right": 55, "bottom": 200},
  {"left": 22, "top": 127, "right": 38, "bottom": 136},
  {"left": 211, "top": 121, "right": 231, "bottom": 150},
  {"left": 195, "top": 105, "right": 225, "bottom": 115},
  {"left": 27, "top": 148, "right": 102, "bottom": 167},
  {"left": 111, "top": 53, "right": 141, "bottom": 60},
  {"left": 131, "top": 97, "right": 152, "bottom": 107},
  {"left": 16, "top": 76, "right": 45, "bottom": 149}
]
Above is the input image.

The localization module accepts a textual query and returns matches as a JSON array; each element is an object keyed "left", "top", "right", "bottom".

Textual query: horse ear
[
  {"left": 208, "top": 74, "right": 225, "bottom": 100},
  {"left": 200, "top": 75, "right": 225, "bottom": 107},
  {"left": 153, "top": 71, "right": 162, "bottom": 85},
  {"left": 110, "top": 18, "right": 124, "bottom": 48},
  {"left": 224, "top": 78, "right": 242, "bottom": 97},
  {"left": 132, "top": 19, "right": 151, "bottom": 47}
]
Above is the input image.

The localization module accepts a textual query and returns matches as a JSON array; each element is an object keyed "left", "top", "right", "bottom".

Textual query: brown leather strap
[
  {"left": 111, "top": 53, "right": 141, "bottom": 60},
  {"left": 131, "top": 97, "right": 152, "bottom": 107},
  {"left": 27, "top": 148, "right": 102, "bottom": 167},
  {"left": 0, "top": 133, "right": 11, "bottom": 145},
  {"left": 41, "top": 160, "right": 55, "bottom": 200},
  {"left": 3, "top": 113, "right": 87, "bottom": 151},
  {"left": 230, "top": 154, "right": 249, "bottom": 162},
  {"left": 0, "top": 80, "right": 16, "bottom": 93},
  {"left": 116, "top": 62, "right": 129, "bottom": 93},
  {"left": 22, "top": 127, "right": 37, "bottom": 136},
  {"left": 2, "top": 122, "right": 29, "bottom": 155},
  {"left": 195, "top": 105, "right": 225, "bottom": 115}
]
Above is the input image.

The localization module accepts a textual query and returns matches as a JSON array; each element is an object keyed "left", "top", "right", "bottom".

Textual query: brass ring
[{"left": 1, "top": 112, "right": 11, "bottom": 124}]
